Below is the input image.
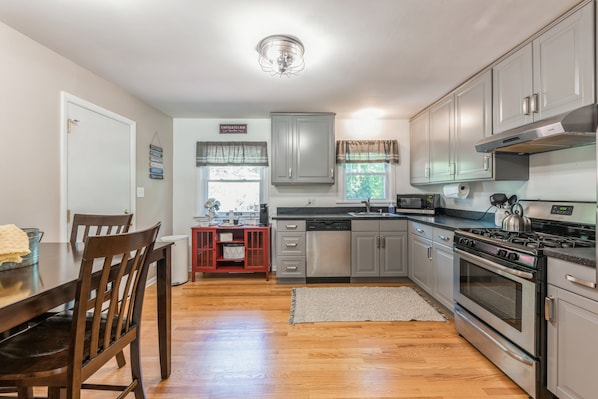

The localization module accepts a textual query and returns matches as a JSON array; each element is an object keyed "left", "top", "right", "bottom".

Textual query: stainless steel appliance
[
  {"left": 306, "top": 219, "right": 351, "bottom": 282},
  {"left": 453, "top": 200, "right": 595, "bottom": 399},
  {"left": 395, "top": 193, "right": 440, "bottom": 215}
]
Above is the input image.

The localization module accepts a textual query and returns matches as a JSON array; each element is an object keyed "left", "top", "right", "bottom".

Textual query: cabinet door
[
  {"left": 409, "top": 111, "right": 430, "bottom": 184},
  {"left": 380, "top": 232, "right": 407, "bottom": 276},
  {"left": 433, "top": 243, "right": 454, "bottom": 311},
  {"left": 429, "top": 96, "right": 454, "bottom": 183},
  {"left": 493, "top": 44, "right": 534, "bottom": 133},
  {"left": 271, "top": 115, "right": 295, "bottom": 184},
  {"left": 547, "top": 284, "right": 598, "bottom": 399},
  {"left": 533, "top": 2, "right": 594, "bottom": 121},
  {"left": 351, "top": 232, "right": 379, "bottom": 277},
  {"left": 454, "top": 70, "right": 493, "bottom": 181},
  {"left": 409, "top": 234, "right": 433, "bottom": 294},
  {"left": 295, "top": 115, "right": 335, "bottom": 184}
]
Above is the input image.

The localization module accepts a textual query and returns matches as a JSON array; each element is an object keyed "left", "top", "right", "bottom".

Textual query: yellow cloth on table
[{"left": 0, "top": 224, "right": 30, "bottom": 265}]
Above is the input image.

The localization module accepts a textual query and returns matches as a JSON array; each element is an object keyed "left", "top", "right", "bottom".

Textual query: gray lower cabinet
[
  {"left": 546, "top": 257, "right": 598, "bottom": 399},
  {"left": 271, "top": 113, "right": 335, "bottom": 185},
  {"left": 351, "top": 219, "right": 407, "bottom": 278},
  {"left": 275, "top": 220, "right": 306, "bottom": 279},
  {"left": 408, "top": 222, "right": 454, "bottom": 311}
]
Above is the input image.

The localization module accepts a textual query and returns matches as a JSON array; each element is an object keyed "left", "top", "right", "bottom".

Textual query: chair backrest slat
[{"left": 70, "top": 214, "right": 134, "bottom": 244}]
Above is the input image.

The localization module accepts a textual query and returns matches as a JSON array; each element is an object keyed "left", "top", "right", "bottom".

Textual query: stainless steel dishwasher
[{"left": 306, "top": 219, "right": 351, "bottom": 282}]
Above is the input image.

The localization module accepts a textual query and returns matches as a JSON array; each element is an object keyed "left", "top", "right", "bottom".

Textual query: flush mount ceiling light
[{"left": 256, "top": 34, "right": 305, "bottom": 77}]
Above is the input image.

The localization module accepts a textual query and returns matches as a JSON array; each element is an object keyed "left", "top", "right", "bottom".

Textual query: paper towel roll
[{"left": 443, "top": 183, "right": 470, "bottom": 199}]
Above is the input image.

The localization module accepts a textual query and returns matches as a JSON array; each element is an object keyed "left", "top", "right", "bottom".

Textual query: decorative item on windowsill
[
  {"left": 149, "top": 131, "right": 164, "bottom": 180},
  {"left": 204, "top": 198, "right": 220, "bottom": 222}
]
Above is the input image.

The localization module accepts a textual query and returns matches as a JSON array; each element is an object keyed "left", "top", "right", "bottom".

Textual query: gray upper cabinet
[
  {"left": 271, "top": 113, "right": 335, "bottom": 185},
  {"left": 410, "top": 70, "right": 528, "bottom": 185},
  {"left": 409, "top": 111, "right": 430, "bottom": 184},
  {"left": 493, "top": 1, "right": 594, "bottom": 133}
]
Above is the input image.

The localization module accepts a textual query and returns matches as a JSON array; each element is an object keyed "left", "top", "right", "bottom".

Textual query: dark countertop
[
  {"left": 543, "top": 247, "right": 596, "bottom": 268},
  {"left": 273, "top": 206, "right": 596, "bottom": 267}
]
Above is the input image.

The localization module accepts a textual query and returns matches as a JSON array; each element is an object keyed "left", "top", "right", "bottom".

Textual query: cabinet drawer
[
  {"left": 409, "top": 221, "right": 433, "bottom": 239},
  {"left": 276, "top": 220, "right": 306, "bottom": 232},
  {"left": 351, "top": 219, "right": 379, "bottom": 232},
  {"left": 433, "top": 227, "right": 453, "bottom": 246},
  {"left": 548, "top": 257, "right": 598, "bottom": 301},
  {"left": 380, "top": 219, "right": 407, "bottom": 232},
  {"left": 277, "top": 256, "right": 306, "bottom": 278},
  {"left": 277, "top": 232, "right": 306, "bottom": 255}
]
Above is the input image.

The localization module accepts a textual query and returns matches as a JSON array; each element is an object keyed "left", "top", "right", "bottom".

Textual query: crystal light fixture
[{"left": 256, "top": 34, "right": 305, "bottom": 77}]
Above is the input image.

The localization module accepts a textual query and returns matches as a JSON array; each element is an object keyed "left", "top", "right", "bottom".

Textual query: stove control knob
[
  {"left": 508, "top": 252, "right": 519, "bottom": 261},
  {"left": 497, "top": 249, "right": 507, "bottom": 258}
]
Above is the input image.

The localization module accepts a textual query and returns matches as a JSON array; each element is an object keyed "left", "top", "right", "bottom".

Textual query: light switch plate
[{"left": 136, "top": 187, "right": 145, "bottom": 197}]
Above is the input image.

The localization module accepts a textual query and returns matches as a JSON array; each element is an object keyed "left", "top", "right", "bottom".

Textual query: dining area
[{"left": 0, "top": 215, "right": 173, "bottom": 399}]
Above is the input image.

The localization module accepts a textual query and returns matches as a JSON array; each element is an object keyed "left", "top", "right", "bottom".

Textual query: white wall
[
  {"left": 174, "top": 117, "right": 596, "bottom": 237},
  {"left": 0, "top": 22, "right": 174, "bottom": 241}
]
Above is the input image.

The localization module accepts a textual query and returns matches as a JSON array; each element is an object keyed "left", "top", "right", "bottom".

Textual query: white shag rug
[{"left": 289, "top": 286, "right": 447, "bottom": 325}]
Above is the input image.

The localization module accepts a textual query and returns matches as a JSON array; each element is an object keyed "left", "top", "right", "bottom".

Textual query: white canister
[{"left": 495, "top": 207, "right": 507, "bottom": 227}]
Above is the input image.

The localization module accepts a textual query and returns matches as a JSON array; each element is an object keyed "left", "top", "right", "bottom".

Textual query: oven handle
[
  {"left": 455, "top": 306, "right": 535, "bottom": 366},
  {"left": 454, "top": 248, "right": 534, "bottom": 281}
]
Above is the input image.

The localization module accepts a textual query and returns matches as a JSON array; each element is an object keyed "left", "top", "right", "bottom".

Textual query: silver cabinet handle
[
  {"left": 531, "top": 93, "right": 539, "bottom": 113},
  {"left": 438, "top": 235, "right": 451, "bottom": 241},
  {"left": 330, "top": 168, "right": 334, "bottom": 179},
  {"left": 427, "top": 247, "right": 432, "bottom": 260},
  {"left": 285, "top": 224, "right": 298, "bottom": 229},
  {"left": 566, "top": 274, "right": 597, "bottom": 289},
  {"left": 376, "top": 236, "right": 380, "bottom": 249},
  {"left": 288, "top": 168, "right": 292, "bottom": 178},
  {"left": 285, "top": 242, "right": 298, "bottom": 248},
  {"left": 522, "top": 96, "right": 531, "bottom": 115},
  {"left": 416, "top": 228, "right": 425, "bottom": 234},
  {"left": 285, "top": 266, "right": 298, "bottom": 271},
  {"left": 381, "top": 237, "right": 386, "bottom": 249},
  {"left": 424, "top": 167, "right": 430, "bottom": 179},
  {"left": 483, "top": 154, "right": 491, "bottom": 171},
  {"left": 544, "top": 296, "right": 554, "bottom": 322}
]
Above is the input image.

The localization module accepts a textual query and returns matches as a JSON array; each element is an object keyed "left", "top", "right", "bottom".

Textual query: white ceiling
[{"left": 0, "top": 0, "right": 583, "bottom": 119}]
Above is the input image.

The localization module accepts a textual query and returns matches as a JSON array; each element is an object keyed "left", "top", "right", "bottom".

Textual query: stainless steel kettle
[{"left": 502, "top": 202, "right": 532, "bottom": 232}]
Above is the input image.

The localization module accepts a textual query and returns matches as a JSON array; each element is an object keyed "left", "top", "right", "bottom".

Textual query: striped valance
[
  {"left": 336, "top": 140, "right": 399, "bottom": 164},
  {"left": 196, "top": 141, "right": 269, "bottom": 166}
]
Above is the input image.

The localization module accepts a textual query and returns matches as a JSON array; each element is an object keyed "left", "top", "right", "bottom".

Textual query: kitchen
[{"left": 0, "top": 1, "right": 597, "bottom": 398}]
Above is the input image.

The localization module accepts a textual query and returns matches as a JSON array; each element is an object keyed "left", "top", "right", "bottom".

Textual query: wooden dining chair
[
  {"left": 69, "top": 213, "right": 133, "bottom": 368},
  {"left": 0, "top": 223, "right": 160, "bottom": 399},
  {"left": 69, "top": 213, "right": 133, "bottom": 244}
]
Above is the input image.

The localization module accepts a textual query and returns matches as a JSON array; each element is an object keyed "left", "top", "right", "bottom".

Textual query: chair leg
[
  {"left": 130, "top": 339, "right": 146, "bottom": 399},
  {"left": 116, "top": 350, "right": 126, "bottom": 368},
  {"left": 47, "top": 387, "right": 63, "bottom": 399}
]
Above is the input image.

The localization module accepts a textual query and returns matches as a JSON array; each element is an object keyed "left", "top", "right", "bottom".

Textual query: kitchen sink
[{"left": 348, "top": 212, "right": 397, "bottom": 217}]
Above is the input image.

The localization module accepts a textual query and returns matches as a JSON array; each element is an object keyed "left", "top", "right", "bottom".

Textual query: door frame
[{"left": 59, "top": 91, "right": 136, "bottom": 241}]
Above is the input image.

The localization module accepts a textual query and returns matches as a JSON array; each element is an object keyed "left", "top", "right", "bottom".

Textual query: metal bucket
[{"left": 20, "top": 228, "right": 44, "bottom": 266}]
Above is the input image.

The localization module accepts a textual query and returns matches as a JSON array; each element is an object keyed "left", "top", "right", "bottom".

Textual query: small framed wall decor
[
  {"left": 219, "top": 124, "right": 247, "bottom": 134},
  {"left": 149, "top": 132, "right": 164, "bottom": 180}
]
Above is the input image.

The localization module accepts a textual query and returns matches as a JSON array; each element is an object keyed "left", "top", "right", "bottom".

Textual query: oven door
[{"left": 454, "top": 248, "right": 538, "bottom": 356}]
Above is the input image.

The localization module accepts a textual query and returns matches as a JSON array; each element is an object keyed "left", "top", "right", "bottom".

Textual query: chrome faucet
[{"left": 361, "top": 197, "right": 371, "bottom": 213}]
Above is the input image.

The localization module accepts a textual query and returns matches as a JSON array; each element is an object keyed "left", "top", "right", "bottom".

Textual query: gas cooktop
[{"left": 463, "top": 228, "right": 595, "bottom": 249}]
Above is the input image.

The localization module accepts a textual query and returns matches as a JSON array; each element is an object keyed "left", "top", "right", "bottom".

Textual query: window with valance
[
  {"left": 195, "top": 141, "right": 268, "bottom": 216},
  {"left": 335, "top": 139, "right": 399, "bottom": 203}
]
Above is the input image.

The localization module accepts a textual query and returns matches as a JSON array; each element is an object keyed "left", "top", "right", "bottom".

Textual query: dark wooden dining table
[{"left": 0, "top": 241, "right": 173, "bottom": 379}]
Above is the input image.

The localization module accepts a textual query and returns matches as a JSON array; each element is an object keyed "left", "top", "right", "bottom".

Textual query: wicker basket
[{"left": 223, "top": 244, "right": 244, "bottom": 259}]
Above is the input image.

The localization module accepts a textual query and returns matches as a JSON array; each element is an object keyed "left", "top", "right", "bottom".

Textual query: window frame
[
  {"left": 196, "top": 165, "right": 267, "bottom": 218},
  {"left": 336, "top": 162, "right": 395, "bottom": 204}
]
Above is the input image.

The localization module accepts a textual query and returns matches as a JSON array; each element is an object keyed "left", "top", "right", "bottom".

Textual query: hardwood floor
[{"left": 65, "top": 273, "right": 528, "bottom": 398}]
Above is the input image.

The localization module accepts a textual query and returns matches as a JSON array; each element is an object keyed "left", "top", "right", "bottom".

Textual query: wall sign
[
  {"left": 149, "top": 131, "right": 164, "bottom": 180},
  {"left": 219, "top": 124, "right": 247, "bottom": 134}
]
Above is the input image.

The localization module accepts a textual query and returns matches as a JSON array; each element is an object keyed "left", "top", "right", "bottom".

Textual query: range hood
[{"left": 475, "top": 104, "right": 598, "bottom": 154}]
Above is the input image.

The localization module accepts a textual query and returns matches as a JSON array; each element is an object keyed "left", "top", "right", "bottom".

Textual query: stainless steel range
[{"left": 453, "top": 200, "right": 595, "bottom": 399}]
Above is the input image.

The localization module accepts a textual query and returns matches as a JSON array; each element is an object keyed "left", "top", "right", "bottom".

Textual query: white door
[{"left": 61, "top": 92, "right": 136, "bottom": 241}]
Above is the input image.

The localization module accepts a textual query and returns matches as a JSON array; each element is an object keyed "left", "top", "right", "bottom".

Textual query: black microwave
[{"left": 396, "top": 194, "right": 440, "bottom": 215}]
